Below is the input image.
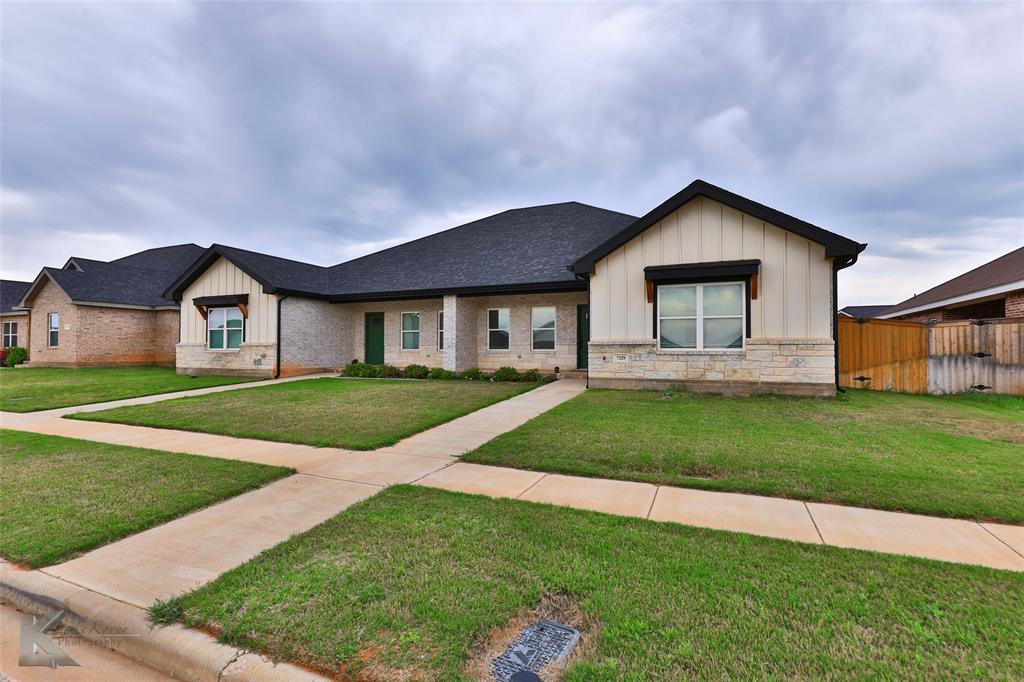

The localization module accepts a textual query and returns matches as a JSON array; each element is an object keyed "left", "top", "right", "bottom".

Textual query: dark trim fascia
[
  {"left": 644, "top": 259, "right": 760, "bottom": 282},
  {"left": 570, "top": 179, "right": 867, "bottom": 274},
  {"left": 832, "top": 252, "right": 861, "bottom": 391},
  {"left": 327, "top": 280, "right": 586, "bottom": 304},
  {"left": 193, "top": 294, "right": 250, "bottom": 307},
  {"left": 163, "top": 245, "right": 276, "bottom": 301}
]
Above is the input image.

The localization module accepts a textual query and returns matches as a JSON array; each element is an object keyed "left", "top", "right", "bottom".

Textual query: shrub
[
  {"left": 491, "top": 366, "right": 520, "bottom": 382},
  {"left": 4, "top": 346, "right": 27, "bottom": 367},
  {"left": 428, "top": 367, "right": 456, "bottom": 380},
  {"left": 403, "top": 364, "right": 430, "bottom": 380},
  {"left": 519, "top": 369, "right": 542, "bottom": 383},
  {"left": 458, "top": 367, "right": 485, "bottom": 381},
  {"left": 340, "top": 362, "right": 379, "bottom": 378},
  {"left": 380, "top": 364, "right": 403, "bottom": 378}
]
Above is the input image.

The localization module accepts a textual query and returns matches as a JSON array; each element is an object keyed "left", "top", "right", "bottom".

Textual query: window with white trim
[
  {"left": 658, "top": 282, "right": 744, "bottom": 350},
  {"left": 208, "top": 307, "right": 244, "bottom": 350},
  {"left": 487, "top": 308, "right": 510, "bottom": 350},
  {"left": 437, "top": 311, "right": 444, "bottom": 350},
  {"left": 401, "top": 312, "right": 420, "bottom": 350},
  {"left": 531, "top": 306, "right": 556, "bottom": 351},
  {"left": 47, "top": 313, "right": 59, "bottom": 347},
  {"left": 2, "top": 321, "right": 17, "bottom": 348}
]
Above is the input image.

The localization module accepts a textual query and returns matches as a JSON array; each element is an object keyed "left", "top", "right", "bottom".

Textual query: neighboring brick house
[
  {"left": 16, "top": 244, "right": 203, "bottom": 367},
  {"left": 878, "top": 247, "right": 1024, "bottom": 323},
  {"left": 1, "top": 279, "right": 32, "bottom": 356},
  {"left": 165, "top": 180, "right": 866, "bottom": 395}
]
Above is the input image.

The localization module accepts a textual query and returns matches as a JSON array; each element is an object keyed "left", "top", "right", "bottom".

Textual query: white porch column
[{"left": 443, "top": 294, "right": 477, "bottom": 371}]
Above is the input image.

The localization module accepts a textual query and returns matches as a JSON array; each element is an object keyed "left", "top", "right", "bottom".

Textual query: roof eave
[{"left": 569, "top": 180, "right": 866, "bottom": 274}]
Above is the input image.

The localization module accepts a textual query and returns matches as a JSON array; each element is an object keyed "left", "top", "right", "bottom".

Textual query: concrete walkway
[
  {"left": 417, "top": 464, "right": 1024, "bottom": 571},
  {"left": 0, "top": 379, "right": 588, "bottom": 609}
]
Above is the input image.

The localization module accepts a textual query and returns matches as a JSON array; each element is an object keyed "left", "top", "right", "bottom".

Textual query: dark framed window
[
  {"left": 47, "top": 312, "right": 59, "bottom": 347},
  {"left": 437, "top": 311, "right": 444, "bottom": 350},
  {"left": 2, "top": 321, "right": 17, "bottom": 348},
  {"left": 488, "top": 308, "right": 510, "bottom": 350}
]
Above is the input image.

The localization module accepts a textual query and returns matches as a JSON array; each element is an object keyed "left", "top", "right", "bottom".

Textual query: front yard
[
  {"left": 153, "top": 485, "right": 1024, "bottom": 680},
  {"left": 0, "top": 366, "right": 255, "bottom": 412},
  {"left": 73, "top": 378, "right": 540, "bottom": 450},
  {"left": 0, "top": 430, "right": 290, "bottom": 567},
  {"left": 464, "top": 389, "right": 1024, "bottom": 523}
]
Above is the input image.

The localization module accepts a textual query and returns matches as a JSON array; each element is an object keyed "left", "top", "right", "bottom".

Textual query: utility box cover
[{"left": 491, "top": 620, "right": 580, "bottom": 682}]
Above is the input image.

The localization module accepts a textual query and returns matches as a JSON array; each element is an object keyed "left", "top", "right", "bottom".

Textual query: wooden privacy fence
[{"left": 838, "top": 317, "right": 1024, "bottom": 395}]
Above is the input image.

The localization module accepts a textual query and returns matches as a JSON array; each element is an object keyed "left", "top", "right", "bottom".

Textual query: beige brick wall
[
  {"left": 344, "top": 299, "right": 446, "bottom": 368},
  {"left": 0, "top": 313, "right": 29, "bottom": 354},
  {"left": 76, "top": 305, "right": 177, "bottom": 366},
  {"left": 588, "top": 337, "right": 835, "bottom": 396},
  {"left": 27, "top": 278, "right": 79, "bottom": 365},
  {"left": 470, "top": 292, "right": 586, "bottom": 371}
]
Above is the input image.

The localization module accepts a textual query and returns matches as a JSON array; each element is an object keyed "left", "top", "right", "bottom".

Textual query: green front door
[
  {"left": 576, "top": 304, "right": 589, "bottom": 369},
  {"left": 364, "top": 312, "right": 385, "bottom": 364}
]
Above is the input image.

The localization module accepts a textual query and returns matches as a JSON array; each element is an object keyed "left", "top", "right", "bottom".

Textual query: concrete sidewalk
[
  {"left": 417, "top": 463, "right": 1024, "bottom": 572},
  {"left": 1, "top": 379, "right": 588, "bottom": 610}
]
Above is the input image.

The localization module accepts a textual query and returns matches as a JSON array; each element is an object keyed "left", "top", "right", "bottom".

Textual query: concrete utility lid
[{"left": 491, "top": 620, "right": 581, "bottom": 682}]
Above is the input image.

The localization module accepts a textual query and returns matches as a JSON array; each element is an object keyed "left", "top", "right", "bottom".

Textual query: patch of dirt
[{"left": 463, "top": 592, "right": 599, "bottom": 682}]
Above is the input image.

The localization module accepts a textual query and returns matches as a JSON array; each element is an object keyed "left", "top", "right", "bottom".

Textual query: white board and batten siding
[
  {"left": 590, "top": 197, "right": 834, "bottom": 341},
  {"left": 180, "top": 257, "right": 278, "bottom": 344}
]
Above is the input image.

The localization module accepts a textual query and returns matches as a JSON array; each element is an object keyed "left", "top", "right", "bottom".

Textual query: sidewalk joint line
[
  {"left": 978, "top": 523, "right": 1024, "bottom": 560},
  {"left": 33, "top": 570, "right": 148, "bottom": 612},
  {"left": 407, "top": 460, "right": 456, "bottom": 485},
  {"left": 516, "top": 473, "right": 547, "bottom": 499},
  {"left": 295, "top": 472, "right": 384, "bottom": 489},
  {"left": 804, "top": 502, "right": 825, "bottom": 544},
  {"left": 646, "top": 487, "right": 660, "bottom": 520}
]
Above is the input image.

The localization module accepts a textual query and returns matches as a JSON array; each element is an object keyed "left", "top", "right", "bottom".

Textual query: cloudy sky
[{"left": 2, "top": 2, "right": 1022, "bottom": 306}]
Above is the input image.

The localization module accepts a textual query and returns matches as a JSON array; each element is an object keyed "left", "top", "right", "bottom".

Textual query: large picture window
[
  {"left": 208, "top": 307, "right": 244, "bottom": 350},
  {"left": 47, "top": 313, "right": 59, "bottom": 347},
  {"left": 658, "top": 282, "right": 744, "bottom": 350},
  {"left": 531, "top": 306, "right": 556, "bottom": 351},
  {"left": 401, "top": 312, "right": 420, "bottom": 350},
  {"left": 437, "top": 311, "right": 444, "bottom": 350},
  {"left": 2, "top": 321, "right": 17, "bottom": 348},
  {"left": 487, "top": 308, "right": 510, "bottom": 350}
]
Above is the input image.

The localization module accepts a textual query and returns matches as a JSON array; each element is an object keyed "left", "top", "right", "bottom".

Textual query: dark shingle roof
[
  {"left": 839, "top": 305, "right": 895, "bottom": 319},
  {"left": 882, "top": 246, "right": 1024, "bottom": 316},
  {"left": 327, "top": 202, "right": 636, "bottom": 298},
  {"left": 166, "top": 203, "right": 637, "bottom": 300},
  {"left": 1, "top": 280, "right": 31, "bottom": 314},
  {"left": 29, "top": 243, "right": 204, "bottom": 308}
]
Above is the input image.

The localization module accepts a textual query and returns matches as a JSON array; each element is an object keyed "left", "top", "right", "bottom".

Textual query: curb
[{"left": 0, "top": 565, "right": 328, "bottom": 682}]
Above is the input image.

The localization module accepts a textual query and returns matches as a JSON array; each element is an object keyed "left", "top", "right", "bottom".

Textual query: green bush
[
  {"left": 519, "top": 369, "right": 542, "bottom": 383},
  {"left": 428, "top": 367, "right": 456, "bottom": 380},
  {"left": 458, "top": 367, "right": 485, "bottom": 381},
  {"left": 340, "top": 362, "right": 379, "bottom": 378},
  {"left": 491, "top": 366, "right": 520, "bottom": 382},
  {"left": 4, "top": 346, "right": 27, "bottom": 367},
  {"left": 380, "top": 364, "right": 403, "bottom": 378},
  {"left": 403, "top": 364, "right": 430, "bottom": 379}
]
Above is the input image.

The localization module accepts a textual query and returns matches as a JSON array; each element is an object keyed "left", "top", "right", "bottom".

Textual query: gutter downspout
[
  {"left": 275, "top": 294, "right": 287, "bottom": 378},
  {"left": 832, "top": 251, "right": 863, "bottom": 393}
]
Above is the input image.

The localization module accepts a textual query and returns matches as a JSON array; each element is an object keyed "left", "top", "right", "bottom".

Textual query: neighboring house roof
[
  {"left": 1, "top": 280, "right": 31, "bottom": 314},
  {"left": 166, "top": 203, "right": 637, "bottom": 301},
  {"left": 838, "top": 305, "right": 895, "bottom": 319},
  {"left": 879, "top": 246, "right": 1024, "bottom": 318},
  {"left": 569, "top": 179, "right": 866, "bottom": 275},
  {"left": 21, "top": 243, "right": 204, "bottom": 309}
]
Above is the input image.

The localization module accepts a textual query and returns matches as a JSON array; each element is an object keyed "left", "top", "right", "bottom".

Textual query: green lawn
[
  {"left": 0, "top": 430, "right": 290, "bottom": 568},
  {"left": 464, "top": 389, "right": 1024, "bottom": 523},
  {"left": 0, "top": 366, "right": 255, "bottom": 412},
  {"left": 153, "top": 486, "right": 1024, "bottom": 681},
  {"left": 73, "top": 378, "right": 540, "bottom": 450}
]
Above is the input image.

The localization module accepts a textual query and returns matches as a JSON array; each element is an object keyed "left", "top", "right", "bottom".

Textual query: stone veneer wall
[
  {"left": 176, "top": 342, "right": 276, "bottom": 377},
  {"left": 588, "top": 338, "right": 836, "bottom": 396}
]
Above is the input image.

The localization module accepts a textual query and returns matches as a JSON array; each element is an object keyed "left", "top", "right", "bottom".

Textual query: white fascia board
[{"left": 877, "top": 279, "right": 1024, "bottom": 319}]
